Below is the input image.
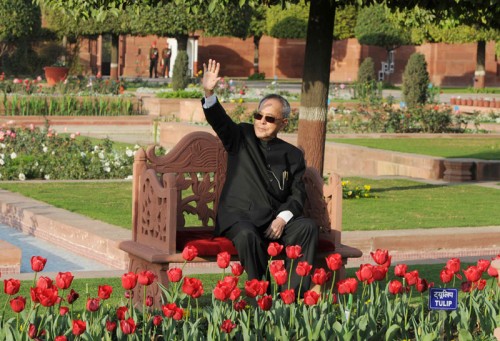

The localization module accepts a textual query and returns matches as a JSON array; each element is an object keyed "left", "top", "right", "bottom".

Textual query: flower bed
[
  {"left": 1, "top": 246, "right": 498, "bottom": 340},
  {"left": 0, "top": 123, "right": 137, "bottom": 180}
]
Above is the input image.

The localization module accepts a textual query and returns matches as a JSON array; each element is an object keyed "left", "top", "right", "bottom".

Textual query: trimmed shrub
[
  {"left": 357, "top": 57, "right": 376, "bottom": 84},
  {"left": 171, "top": 50, "right": 190, "bottom": 90},
  {"left": 402, "top": 53, "right": 430, "bottom": 108}
]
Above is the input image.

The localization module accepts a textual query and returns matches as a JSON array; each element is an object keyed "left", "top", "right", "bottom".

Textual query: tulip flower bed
[{"left": 1, "top": 246, "right": 499, "bottom": 340}]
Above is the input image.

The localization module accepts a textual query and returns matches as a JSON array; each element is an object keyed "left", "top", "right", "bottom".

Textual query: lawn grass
[
  {"left": 0, "top": 178, "right": 498, "bottom": 231},
  {"left": 328, "top": 137, "right": 500, "bottom": 160},
  {"left": 0, "top": 261, "right": 487, "bottom": 320}
]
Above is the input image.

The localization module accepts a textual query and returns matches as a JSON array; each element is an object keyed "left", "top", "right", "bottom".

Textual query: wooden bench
[{"left": 119, "top": 131, "right": 362, "bottom": 305}]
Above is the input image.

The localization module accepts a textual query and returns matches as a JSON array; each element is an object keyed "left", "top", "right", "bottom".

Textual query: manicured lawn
[
  {"left": 328, "top": 137, "right": 500, "bottom": 160},
  {"left": 1, "top": 178, "right": 498, "bottom": 231}
]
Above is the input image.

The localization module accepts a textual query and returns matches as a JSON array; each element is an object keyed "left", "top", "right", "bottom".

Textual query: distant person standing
[
  {"left": 149, "top": 41, "right": 159, "bottom": 78},
  {"left": 161, "top": 42, "right": 172, "bottom": 78}
]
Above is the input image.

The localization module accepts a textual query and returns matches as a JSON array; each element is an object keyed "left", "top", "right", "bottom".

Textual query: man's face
[{"left": 253, "top": 98, "right": 287, "bottom": 141}]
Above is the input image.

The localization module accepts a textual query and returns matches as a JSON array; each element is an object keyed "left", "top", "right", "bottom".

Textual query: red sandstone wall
[{"left": 80, "top": 35, "right": 500, "bottom": 87}]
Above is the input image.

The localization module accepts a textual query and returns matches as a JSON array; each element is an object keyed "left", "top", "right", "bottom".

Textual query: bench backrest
[{"left": 131, "top": 131, "right": 342, "bottom": 254}]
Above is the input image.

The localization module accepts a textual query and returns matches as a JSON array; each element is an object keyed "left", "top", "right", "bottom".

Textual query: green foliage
[
  {"left": 172, "top": 50, "right": 190, "bottom": 91},
  {"left": 0, "top": 0, "right": 41, "bottom": 49},
  {"left": 266, "top": 0, "right": 309, "bottom": 39},
  {"left": 248, "top": 72, "right": 266, "bottom": 80},
  {"left": 156, "top": 89, "right": 203, "bottom": 99},
  {"left": 354, "top": 3, "right": 410, "bottom": 51},
  {"left": 402, "top": 53, "right": 430, "bottom": 108},
  {"left": 357, "top": 57, "right": 376, "bottom": 84},
  {"left": 334, "top": 5, "right": 358, "bottom": 40}
]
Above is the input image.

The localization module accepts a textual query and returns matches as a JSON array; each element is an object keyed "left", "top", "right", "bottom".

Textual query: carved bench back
[{"left": 132, "top": 131, "right": 338, "bottom": 254}]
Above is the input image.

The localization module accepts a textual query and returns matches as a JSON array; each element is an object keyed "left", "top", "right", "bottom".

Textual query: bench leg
[{"left": 127, "top": 255, "right": 170, "bottom": 308}]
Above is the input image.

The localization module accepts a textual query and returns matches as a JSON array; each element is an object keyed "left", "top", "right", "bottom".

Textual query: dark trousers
[
  {"left": 224, "top": 217, "right": 318, "bottom": 296},
  {"left": 149, "top": 59, "right": 158, "bottom": 78}
]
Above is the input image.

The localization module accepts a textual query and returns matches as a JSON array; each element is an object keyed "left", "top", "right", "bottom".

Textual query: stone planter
[{"left": 44, "top": 66, "right": 69, "bottom": 85}]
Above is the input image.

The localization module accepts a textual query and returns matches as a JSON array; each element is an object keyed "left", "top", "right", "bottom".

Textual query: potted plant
[{"left": 44, "top": 59, "right": 69, "bottom": 86}]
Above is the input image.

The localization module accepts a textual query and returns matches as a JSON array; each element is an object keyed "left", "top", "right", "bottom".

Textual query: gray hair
[{"left": 258, "top": 94, "right": 291, "bottom": 119}]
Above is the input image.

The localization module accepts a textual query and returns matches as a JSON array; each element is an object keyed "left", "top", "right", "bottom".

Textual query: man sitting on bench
[{"left": 201, "top": 59, "right": 318, "bottom": 296}]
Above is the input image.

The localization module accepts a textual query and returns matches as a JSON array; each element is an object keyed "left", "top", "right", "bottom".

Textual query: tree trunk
[
  {"left": 474, "top": 40, "right": 486, "bottom": 89},
  {"left": 176, "top": 34, "right": 188, "bottom": 52},
  {"left": 253, "top": 35, "right": 261, "bottom": 74},
  {"left": 297, "top": 0, "right": 335, "bottom": 175},
  {"left": 110, "top": 34, "right": 119, "bottom": 80}
]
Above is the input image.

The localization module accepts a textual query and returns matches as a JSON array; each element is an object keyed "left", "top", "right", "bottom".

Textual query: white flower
[
  {"left": 125, "top": 175, "right": 133, "bottom": 180},
  {"left": 0, "top": 159, "right": 4, "bottom": 166},
  {"left": 94, "top": 146, "right": 100, "bottom": 152},
  {"left": 134, "top": 144, "right": 140, "bottom": 149},
  {"left": 0, "top": 143, "right": 5, "bottom": 149},
  {"left": 104, "top": 166, "right": 111, "bottom": 173},
  {"left": 125, "top": 149, "right": 134, "bottom": 157},
  {"left": 18, "top": 173, "right": 26, "bottom": 181},
  {"left": 80, "top": 152, "right": 86, "bottom": 158},
  {"left": 98, "top": 152, "right": 105, "bottom": 159},
  {"left": 43, "top": 146, "right": 48, "bottom": 153},
  {"left": 10, "top": 152, "right": 17, "bottom": 159},
  {"left": 52, "top": 151, "right": 55, "bottom": 155},
  {"left": 44, "top": 174, "right": 50, "bottom": 180}
]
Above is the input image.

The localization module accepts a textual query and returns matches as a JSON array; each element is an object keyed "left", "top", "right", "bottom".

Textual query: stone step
[{"left": 0, "top": 239, "right": 22, "bottom": 275}]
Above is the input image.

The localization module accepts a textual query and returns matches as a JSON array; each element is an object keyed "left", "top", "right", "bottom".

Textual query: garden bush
[
  {"left": 156, "top": 89, "right": 203, "bottom": 99},
  {"left": 357, "top": 57, "right": 376, "bottom": 84},
  {"left": 1, "top": 248, "right": 498, "bottom": 340},
  {"left": 172, "top": 51, "right": 190, "bottom": 91},
  {"left": 402, "top": 53, "right": 430, "bottom": 108},
  {"left": 0, "top": 123, "right": 136, "bottom": 180}
]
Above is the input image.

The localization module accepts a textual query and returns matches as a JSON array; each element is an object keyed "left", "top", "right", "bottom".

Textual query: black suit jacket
[{"left": 203, "top": 99, "right": 307, "bottom": 236}]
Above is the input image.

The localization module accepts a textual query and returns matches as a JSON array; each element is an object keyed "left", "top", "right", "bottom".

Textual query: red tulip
[
  {"left": 267, "top": 242, "right": 284, "bottom": 257},
  {"left": 325, "top": 253, "right": 343, "bottom": 271},
  {"left": 404, "top": 270, "right": 419, "bottom": 286},
  {"left": 31, "top": 256, "right": 47, "bottom": 272},
  {"left": 304, "top": 290, "right": 320, "bottom": 305},
  {"left": 116, "top": 306, "right": 128, "bottom": 320},
  {"left": 55, "top": 272, "right": 74, "bottom": 290},
  {"left": 273, "top": 269, "right": 288, "bottom": 286},
  {"left": 416, "top": 278, "right": 430, "bottom": 293},
  {"left": 120, "top": 318, "right": 137, "bottom": 335},
  {"left": 440, "top": 268, "right": 454, "bottom": 283},
  {"left": 86, "top": 298, "right": 100, "bottom": 312},
  {"left": 221, "top": 319, "right": 237, "bottom": 333},
  {"left": 182, "top": 245, "right": 198, "bottom": 261},
  {"left": 234, "top": 299, "right": 247, "bottom": 311},
  {"left": 153, "top": 315, "right": 163, "bottom": 326},
  {"left": 146, "top": 296, "right": 154, "bottom": 307},
  {"left": 487, "top": 265, "right": 498, "bottom": 278},
  {"left": 269, "top": 260, "right": 285, "bottom": 276},
  {"left": 372, "top": 265, "right": 388, "bottom": 282},
  {"left": 477, "top": 259, "right": 490, "bottom": 273},
  {"left": 356, "top": 264, "right": 374, "bottom": 283},
  {"left": 36, "top": 276, "right": 53, "bottom": 289},
  {"left": 72, "top": 320, "right": 86, "bottom": 336},
  {"left": 34, "top": 287, "right": 59, "bottom": 307},
  {"left": 214, "top": 282, "right": 233, "bottom": 301},
  {"left": 370, "top": 249, "right": 390, "bottom": 265},
  {"left": 231, "top": 263, "right": 244, "bottom": 276},
  {"left": 55, "top": 336, "right": 67, "bottom": 341},
  {"left": 172, "top": 307, "right": 184, "bottom": 320},
  {"left": 106, "top": 320, "right": 117, "bottom": 332},
  {"left": 461, "top": 281, "right": 472, "bottom": 292},
  {"left": 388, "top": 280, "right": 403, "bottom": 295},
  {"left": 138, "top": 270, "right": 156, "bottom": 286},
  {"left": 167, "top": 268, "right": 183, "bottom": 282},
  {"left": 296, "top": 261, "right": 312, "bottom": 277},
  {"left": 182, "top": 277, "right": 204, "bottom": 298},
  {"left": 28, "top": 324, "right": 38, "bottom": 339},
  {"left": 285, "top": 245, "right": 302, "bottom": 259},
  {"left": 337, "top": 278, "right": 358, "bottom": 294},
  {"left": 4, "top": 278, "right": 21, "bottom": 295},
  {"left": 280, "top": 289, "right": 296, "bottom": 304},
  {"left": 59, "top": 306, "right": 69, "bottom": 316},
  {"left": 121, "top": 272, "right": 138, "bottom": 290},
  {"left": 67, "top": 289, "right": 79, "bottom": 304},
  {"left": 394, "top": 264, "right": 408, "bottom": 278},
  {"left": 312, "top": 268, "right": 329, "bottom": 286},
  {"left": 446, "top": 258, "right": 461, "bottom": 274},
  {"left": 162, "top": 303, "right": 177, "bottom": 318},
  {"left": 9, "top": 296, "right": 26, "bottom": 313},
  {"left": 258, "top": 280, "right": 269, "bottom": 296},
  {"left": 217, "top": 251, "right": 231, "bottom": 269},
  {"left": 463, "top": 265, "right": 481, "bottom": 282},
  {"left": 244, "top": 279, "right": 261, "bottom": 298},
  {"left": 257, "top": 295, "right": 273, "bottom": 311},
  {"left": 224, "top": 285, "right": 239, "bottom": 300},
  {"left": 98, "top": 285, "right": 113, "bottom": 300}
]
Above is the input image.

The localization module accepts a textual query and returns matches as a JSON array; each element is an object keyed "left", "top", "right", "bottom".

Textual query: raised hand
[{"left": 202, "top": 59, "right": 221, "bottom": 97}]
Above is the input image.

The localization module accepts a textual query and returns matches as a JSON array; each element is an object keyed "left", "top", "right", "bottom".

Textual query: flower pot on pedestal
[{"left": 44, "top": 66, "right": 69, "bottom": 86}]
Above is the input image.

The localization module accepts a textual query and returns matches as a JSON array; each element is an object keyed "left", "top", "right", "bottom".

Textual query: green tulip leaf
[{"left": 385, "top": 324, "right": 400, "bottom": 341}]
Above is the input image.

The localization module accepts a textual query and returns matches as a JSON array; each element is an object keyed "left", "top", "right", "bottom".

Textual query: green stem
[
  {"left": 328, "top": 271, "right": 337, "bottom": 304},
  {"left": 287, "top": 259, "right": 295, "bottom": 290},
  {"left": 142, "top": 286, "right": 147, "bottom": 341}
]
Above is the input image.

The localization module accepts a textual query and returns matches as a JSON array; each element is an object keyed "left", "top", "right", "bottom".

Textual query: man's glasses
[{"left": 253, "top": 112, "right": 282, "bottom": 124}]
